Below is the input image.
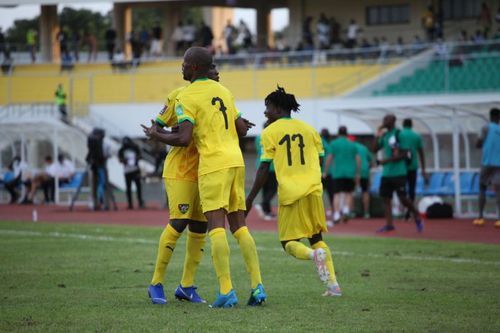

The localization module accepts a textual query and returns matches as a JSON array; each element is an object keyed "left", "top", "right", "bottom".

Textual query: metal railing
[{"left": 1, "top": 40, "right": 499, "bottom": 112}]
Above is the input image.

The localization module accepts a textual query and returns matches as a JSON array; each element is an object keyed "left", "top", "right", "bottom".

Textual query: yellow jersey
[
  {"left": 156, "top": 86, "right": 199, "bottom": 182},
  {"left": 175, "top": 78, "right": 244, "bottom": 176},
  {"left": 260, "top": 117, "right": 324, "bottom": 205}
]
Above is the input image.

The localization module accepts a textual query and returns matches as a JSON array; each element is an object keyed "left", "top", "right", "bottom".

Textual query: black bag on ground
[{"left": 426, "top": 202, "right": 453, "bottom": 219}]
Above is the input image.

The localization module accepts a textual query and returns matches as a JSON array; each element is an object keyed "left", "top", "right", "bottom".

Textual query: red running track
[{"left": 0, "top": 202, "right": 498, "bottom": 244}]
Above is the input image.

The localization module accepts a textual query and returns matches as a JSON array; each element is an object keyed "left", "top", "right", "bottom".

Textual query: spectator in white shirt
[
  {"left": 4, "top": 156, "right": 29, "bottom": 203},
  {"left": 53, "top": 154, "right": 75, "bottom": 182},
  {"left": 317, "top": 14, "right": 331, "bottom": 49},
  {"left": 182, "top": 19, "right": 196, "bottom": 49},
  {"left": 22, "top": 154, "right": 75, "bottom": 204},
  {"left": 172, "top": 21, "right": 184, "bottom": 56},
  {"left": 346, "top": 19, "right": 360, "bottom": 48}
]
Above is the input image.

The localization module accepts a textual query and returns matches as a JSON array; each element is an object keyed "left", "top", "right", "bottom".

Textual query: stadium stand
[
  {"left": 0, "top": 60, "right": 396, "bottom": 107},
  {"left": 376, "top": 43, "right": 500, "bottom": 96}
]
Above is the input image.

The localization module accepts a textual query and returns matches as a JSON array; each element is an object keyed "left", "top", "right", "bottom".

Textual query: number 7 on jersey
[{"left": 211, "top": 97, "right": 228, "bottom": 130}]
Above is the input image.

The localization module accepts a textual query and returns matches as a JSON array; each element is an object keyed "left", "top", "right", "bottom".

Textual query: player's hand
[
  {"left": 242, "top": 118, "right": 255, "bottom": 130},
  {"left": 171, "top": 126, "right": 179, "bottom": 133},
  {"left": 376, "top": 125, "right": 385, "bottom": 137},
  {"left": 141, "top": 119, "right": 157, "bottom": 139}
]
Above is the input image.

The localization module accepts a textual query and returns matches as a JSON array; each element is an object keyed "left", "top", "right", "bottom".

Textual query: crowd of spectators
[
  {"left": 2, "top": 2, "right": 500, "bottom": 66},
  {"left": 2, "top": 154, "right": 75, "bottom": 205}
]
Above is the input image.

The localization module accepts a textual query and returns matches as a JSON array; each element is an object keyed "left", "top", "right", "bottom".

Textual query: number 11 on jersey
[{"left": 279, "top": 133, "right": 305, "bottom": 166}]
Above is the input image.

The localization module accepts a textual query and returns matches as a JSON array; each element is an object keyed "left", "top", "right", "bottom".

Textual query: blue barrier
[
  {"left": 426, "top": 172, "right": 447, "bottom": 195},
  {"left": 367, "top": 170, "right": 483, "bottom": 196},
  {"left": 370, "top": 171, "right": 382, "bottom": 194},
  {"left": 60, "top": 171, "right": 85, "bottom": 189}
]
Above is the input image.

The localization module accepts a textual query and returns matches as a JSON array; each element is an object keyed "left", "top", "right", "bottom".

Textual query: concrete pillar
[
  {"left": 113, "top": 3, "right": 132, "bottom": 59},
  {"left": 163, "top": 3, "right": 182, "bottom": 56},
  {"left": 287, "top": 0, "right": 304, "bottom": 49},
  {"left": 40, "top": 5, "right": 58, "bottom": 63},
  {"left": 26, "top": 139, "right": 39, "bottom": 168},
  {"left": 256, "top": 4, "right": 272, "bottom": 51},
  {"left": 208, "top": 7, "right": 234, "bottom": 53}
]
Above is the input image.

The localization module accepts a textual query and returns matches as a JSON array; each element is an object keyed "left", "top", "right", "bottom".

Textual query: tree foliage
[
  {"left": 6, "top": 17, "right": 38, "bottom": 48},
  {"left": 59, "top": 7, "right": 111, "bottom": 39},
  {"left": 5, "top": 7, "right": 112, "bottom": 48},
  {"left": 4, "top": 6, "right": 204, "bottom": 49}
]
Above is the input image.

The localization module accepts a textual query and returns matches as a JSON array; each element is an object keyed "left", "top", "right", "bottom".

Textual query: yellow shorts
[
  {"left": 164, "top": 178, "right": 206, "bottom": 222},
  {"left": 198, "top": 167, "right": 246, "bottom": 213},
  {"left": 277, "top": 193, "right": 327, "bottom": 241}
]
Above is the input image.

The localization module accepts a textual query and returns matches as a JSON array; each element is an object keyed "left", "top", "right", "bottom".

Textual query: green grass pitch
[{"left": 1, "top": 221, "right": 499, "bottom": 332}]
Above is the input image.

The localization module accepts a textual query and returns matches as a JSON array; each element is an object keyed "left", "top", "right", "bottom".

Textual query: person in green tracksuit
[
  {"left": 355, "top": 141, "right": 374, "bottom": 219},
  {"left": 372, "top": 114, "right": 423, "bottom": 233},
  {"left": 324, "top": 126, "right": 360, "bottom": 225},
  {"left": 320, "top": 128, "right": 334, "bottom": 213},
  {"left": 399, "top": 118, "right": 427, "bottom": 219}
]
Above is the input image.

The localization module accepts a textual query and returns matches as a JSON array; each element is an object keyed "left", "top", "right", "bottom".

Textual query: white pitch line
[
  {"left": 1, "top": 229, "right": 499, "bottom": 266},
  {"left": 333, "top": 250, "right": 500, "bottom": 266},
  {"left": 0, "top": 229, "right": 157, "bottom": 245}
]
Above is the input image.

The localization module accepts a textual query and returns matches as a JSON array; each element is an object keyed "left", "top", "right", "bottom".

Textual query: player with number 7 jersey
[
  {"left": 167, "top": 47, "right": 265, "bottom": 308},
  {"left": 175, "top": 79, "right": 244, "bottom": 177}
]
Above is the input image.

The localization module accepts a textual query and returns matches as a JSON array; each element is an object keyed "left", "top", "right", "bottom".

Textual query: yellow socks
[
  {"left": 312, "top": 241, "right": 338, "bottom": 284},
  {"left": 180, "top": 230, "right": 206, "bottom": 288},
  {"left": 233, "top": 226, "right": 262, "bottom": 289},
  {"left": 151, "top": 224, "right": 181, "bottom": 285},
  {"left": 209, "top": 228, "right": 232, "bottom": 294},
  {"left": 284, "top": 240, "right": 313, "bottom": 260}
]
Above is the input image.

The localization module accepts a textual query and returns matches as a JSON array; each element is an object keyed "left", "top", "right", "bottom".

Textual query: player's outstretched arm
[
  {"left": 236, "top": 117, "right": 255, "bottom": 137},
  {"left": 245, "top": 161, "right": 270, "bottom": 216},
  {"left": 141, "top": 119, "right": 193, "bottom": 147}
]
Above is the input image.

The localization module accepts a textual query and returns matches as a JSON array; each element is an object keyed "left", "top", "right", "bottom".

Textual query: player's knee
[
  {"left": 170, "top": 219, "right": 189, "bottom": 233},
  {"left": 308, "top": 233, "right": 323, "bottom": 247},
  {"left": 188, "top": 220, "right": 207, "bottom": 234},
  {"left": 228, "top": 211, "right": 246, "bottom": 234}
]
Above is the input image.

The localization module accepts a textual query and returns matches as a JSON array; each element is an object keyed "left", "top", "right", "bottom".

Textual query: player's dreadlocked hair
[{"left": 265, "top": 86, "right": 301, "bottom": 113}]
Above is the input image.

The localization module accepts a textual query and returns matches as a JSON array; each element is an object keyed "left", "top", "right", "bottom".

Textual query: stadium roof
[
  {"left": 325, "top": 92, "right": 500, "bottom": 217},
  {"left": 0, "top": 103, "right": 87, "bottom": 165},
  {"left": 0, "top": 0, "right": 286, "bottom": 8},
  {"left": 327, "top": 93, "right": 498, "bottom": 134}
]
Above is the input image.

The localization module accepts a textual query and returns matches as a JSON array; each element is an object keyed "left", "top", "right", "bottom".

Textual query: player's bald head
[
  {"left": 184, "top": 47, "right": 213, "bottom": 68},
  {"left": 183, "top": 47, "right": 213, "bottom": 81}
]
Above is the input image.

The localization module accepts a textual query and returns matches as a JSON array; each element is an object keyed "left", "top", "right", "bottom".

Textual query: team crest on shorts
[{"left": 178, "top": 204, "right": 189, "bottom": 214}]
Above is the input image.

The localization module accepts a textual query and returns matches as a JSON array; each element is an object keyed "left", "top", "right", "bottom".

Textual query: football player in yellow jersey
[
  {"left": 142, "top": 47, "right": 266, "bottom": 308},
  {"left": 246, "top": 86, "right": 342, "bottom": 297},
  {"left": 146, "top": 65, "right": 222, "bottom": 305}
]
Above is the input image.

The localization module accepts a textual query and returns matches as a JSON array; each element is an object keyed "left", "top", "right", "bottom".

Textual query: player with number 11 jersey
[
  {"left": 246, "top": 86, "right": 341, "bottom": 297},
  {"left": 260, "top": 117, "right": 324, "bottom": 206}
]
